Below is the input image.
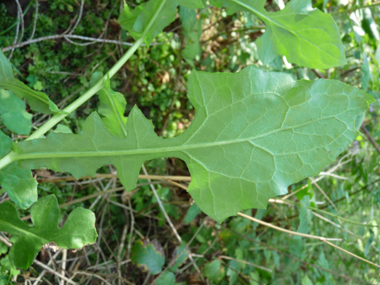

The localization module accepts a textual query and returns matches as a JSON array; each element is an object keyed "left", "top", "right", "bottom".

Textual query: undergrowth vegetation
[{"left": 0, "top": 0, "right": 380, "bottom": 284}]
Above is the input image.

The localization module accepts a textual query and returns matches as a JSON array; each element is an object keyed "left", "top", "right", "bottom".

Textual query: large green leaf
[
  {"left": 1, "top": 66, "right": 370, "bottom": 222},
  {"left": 90, "top": 72, "right": 128, "bottom": 138},
  {"left": 118, "top": 0, "right": 178, "bottom": 46},
  {"left": 0, "top": 195, "right": 97, "bottom": 270},
  {"left": 0, "top": 51, "right": 58, "bottom": 114},
  {"left": 0, "top": 89, "right": 32, "bottom": 135},
  {"left": 211, "top": 0, "right": 346, "bottom": 69}
]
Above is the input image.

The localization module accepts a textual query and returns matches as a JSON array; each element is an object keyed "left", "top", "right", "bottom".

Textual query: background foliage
[{"left": 0, "top": 0, "right": 380, "bottom": 284}]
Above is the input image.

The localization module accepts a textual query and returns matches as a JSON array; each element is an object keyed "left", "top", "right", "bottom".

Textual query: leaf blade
[
  {"left": 0, "top": 195, "right": 97, "bottom": 269},
  {"left": 7, "top": 66, "right": 369, "bottom": 222}
]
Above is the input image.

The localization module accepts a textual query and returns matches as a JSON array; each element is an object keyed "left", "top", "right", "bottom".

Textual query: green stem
[
  {"left": 330, "top": 3, "right": 380, "bottom": 15},
  {"left": 27, "top": 36, "right": 143, "bottom": 141},
  {"left": 0, "top": 0, "right": 168, "bottom": 170}
]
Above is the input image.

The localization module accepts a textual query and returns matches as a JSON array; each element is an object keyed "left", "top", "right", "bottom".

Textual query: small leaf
[
  {"left": 0, "top": 195, "right": 97, "bottom": 269},
  {"left": 53, "top": 124, "right": 73, "bottom": 134},
  {"left": 119, "top": 0, "right": 178, "bottom": 46},
  {"left": 227, "top": 260, "right": 241, "bottom": 285},
  {"left": 90, "top": 72, "right": 128, "bottom": 138},
  {"left": 168, "top": 244, "right": 189, "bottom": 272},
  {"left": 156, "top": 271, "right": 175, "bottom": 285},
  {"left": 131, "top": 239, "right": 165, "bottom": 275},
  {"left": 184, "top": 203, "right": 202, "bottom": 224},
  {"left": 0, "top": 51, "right": 58, "bottom": 114},
  {"left": 0, "top": 89, "right": 32, "bottom": 135},
  {"left": 295, "top": 180, "right": 317, "bottom": 208},
  {"left": 301, "top": 274, "right": 313, "bottom": 285},
  {"left": 0, "top": 162, "right": 38, "bottom": 209},
  {"left": 204, "top": 260, "right": 225, "bottom": 283},
  {"left": 177, "top": 0, "right": 204, "bottom": 9},
  {"left": 118, "top": 3, "right": 147, "bottom": 38},
  {"left": 211, "top": 0, "right": 347, "bottom": 69}
]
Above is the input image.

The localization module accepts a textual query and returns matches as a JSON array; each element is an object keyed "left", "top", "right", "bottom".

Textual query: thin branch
[
  {"left": 60, "top": 249, "right": 67, "bottom": 285},
  {"left": 70, "top": 271, "right": 111, "bottom": 285},
  {"left": 69, "top": 0, "right": 85, "bottom": 35},
  {"left": 312, "top": 211, "right": 378, "bottom": 252},
  {"left": 141, "top": 164, "right": 203, "bottom": 281},
  {"left": 33, "top": 260, "right": 78, "bottom": 285},
  {"left": 237, "top": 212, "right": 341, "bottom": 241},
  {"left": 309, "top": 177, "right": 338, "bottom": 212},
  {"left": 8, "top": 0, "right": 21, "bottom": 60},
  {"left": 219, "top": 255, "right": 272, "bottom": 272},
  {"left": 231, "top": 229, "right": 370, "bottom": 283},
  {"left": 33, "top": 248, "right": 63, "bottom": 285},
  {"left": 239, "top": 212, "right": 380, "bottom": 270},
  {"left": 361, "top": 125, "right": 380, "bottom": 155},
  {"left": 322, "top": 239, "right": 380, "bottom": 269},
  {"left": 15, "top": 0, "right": 24, "bottom": 43},
  {"left": 1, "top": 34, "right": 135, "bottom": 52},
  {"left": 0, "top": 235, "right": 12, "bottom": 247},
  {"left": 29, "top": 0, "right": 38, "bottom": 40}
]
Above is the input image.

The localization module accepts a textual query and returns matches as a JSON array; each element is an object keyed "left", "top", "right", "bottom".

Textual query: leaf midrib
[
  {"left": 13, "top": 112, "right": 350, "bottom": 161},
  {"left": 0, "top": 80, "right": 50, "bottom": 105},
  {"left": 0, "top": 219, "right": 49, "bottom": 244}
]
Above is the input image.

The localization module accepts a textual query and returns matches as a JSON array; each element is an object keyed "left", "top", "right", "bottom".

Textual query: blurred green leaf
[
  {"left": 156, "top": 271, "right": 175, "bottom": 285},
  {"left": 0, "top": 89, "right": 32, "bottom": 135},
  {"left": 184, "top": 203, "right": 202, "bottom": 224},
  {"left": 204, "top": 260, "right": 225, "bottom": 283},
  {"left": 131, "top": 239, "right": 165, "bottom": 275},
  {"left": 168, "top": 244, "right": 189, "bottom": 272},
  {"left": 297, "top": 196, "right": 312, "bottom": 234},
  {"left": 180, "top": 7, "right": 202, "bottom": 64},
  {"left": 227, "top": 260, "right": 241, "bottom": 284},
  {"left": 211, "top": 0, "right": 346, "bottom": 69}
]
